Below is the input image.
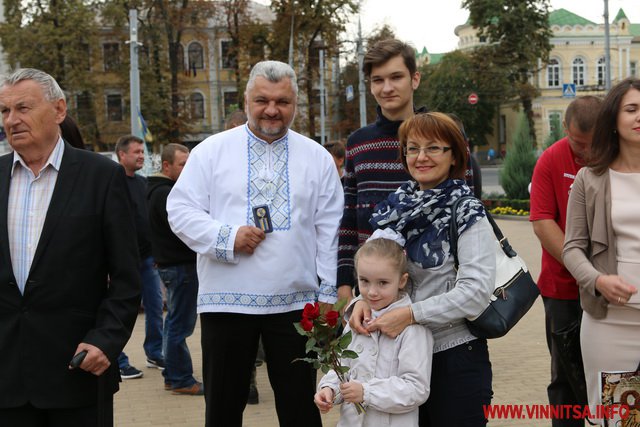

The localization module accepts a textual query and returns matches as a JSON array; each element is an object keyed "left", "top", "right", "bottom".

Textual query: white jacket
[{"left": 318, "top": 293, "right": 433, "bottom": 427}]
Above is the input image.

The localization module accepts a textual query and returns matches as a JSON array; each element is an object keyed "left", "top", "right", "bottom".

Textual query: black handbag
[{"left": 449, "top": 196, "right": 540, "bottom": 339}]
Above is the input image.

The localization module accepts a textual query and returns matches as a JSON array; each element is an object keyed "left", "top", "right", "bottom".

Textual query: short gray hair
[
  {"left": 246, "top": 61, "right": 298, "bottom": 96},
  {"left": 0, "top": 68, "right": 66, "bottom": 102}
]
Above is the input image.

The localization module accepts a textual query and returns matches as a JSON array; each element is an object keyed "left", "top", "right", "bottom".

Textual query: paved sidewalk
[{"left": 115, "top": 218, "right": 550, "bottom": 426}]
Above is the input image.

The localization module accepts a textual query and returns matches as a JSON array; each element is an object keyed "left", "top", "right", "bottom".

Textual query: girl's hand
[
  {"left": 314, "top": 387, "right": 334, "bottom": 413},
  {"left": 365, "top": 306, "right": 412, "bottom": 338},
  {"left": 340, "top": 381, "right": 364, "bottom": 404},
  {"left": 596, "top": 275, "right": 638, "bottom": 305},
  {"left": 348, "top": 300, "right": 372, "bottom": 336}
]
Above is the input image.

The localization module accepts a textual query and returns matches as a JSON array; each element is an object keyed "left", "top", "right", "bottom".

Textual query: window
[
  {"left": 547, "top": 58, "right": 560, "bottom": 88},
  {"left": 103, "top": 43, "right": 120, "bottom": 72},
  {"left": 188, "top": 42, "right": 204, "bottom": 70},
  {"left": 631, "top": 61, "right": 637, "bottom": 78},
  {"left": 597, "top": 57, "right": 607, "bottom": 86},
  {"left": 76, "top": 92, "right": 93, "bottom": 123},
  {"left": 223, "top": 91, "right": 238, "bottom": 116},
  {"left": 106, "top": 94, "right": 123, "bottom": 122},
  {"left": 189, "top": 93, "right": 205, "bottom": 119},
  {"left": 572, "top": 57, "right": 585, "bottom": 86},
  {"left": 548, "top": 111, "right": 562, "bottom": 137},
  {"left": 80, "top": 43, "right": 91, "bottom": 71},
  {"left": 221, "top": 40, "right": 237, "bottom": 69}
]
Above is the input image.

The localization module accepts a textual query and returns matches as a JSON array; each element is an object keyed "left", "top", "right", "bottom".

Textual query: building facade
[{"left": 455, "top": 8, "right": 640, "bottom": 153}]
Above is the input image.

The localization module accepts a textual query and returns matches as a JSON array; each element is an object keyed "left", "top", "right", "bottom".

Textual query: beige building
[
  {"left": 454, "top": 8, "right": 640, "bottom": 153},
  {"left": 61, "top": 1, "right": 274, "bottom": 150}
]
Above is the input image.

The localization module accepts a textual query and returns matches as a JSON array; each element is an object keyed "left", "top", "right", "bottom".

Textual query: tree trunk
[{"left": 520, "top": 96, "right": 536, "bottom": 146}]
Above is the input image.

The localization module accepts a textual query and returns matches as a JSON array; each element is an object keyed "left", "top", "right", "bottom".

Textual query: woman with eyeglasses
[{"left": 348, "top": 112, "right": 496, "bottom": 426}]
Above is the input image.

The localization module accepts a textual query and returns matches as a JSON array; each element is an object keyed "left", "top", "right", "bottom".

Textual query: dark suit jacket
[{"left": 0, "top": 144, "right": 141, "bottom": 409}]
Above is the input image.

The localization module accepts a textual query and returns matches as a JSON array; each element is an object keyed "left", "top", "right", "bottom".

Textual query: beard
[{"left": 248, "top": 113, "right": 295, "bottom": 141}]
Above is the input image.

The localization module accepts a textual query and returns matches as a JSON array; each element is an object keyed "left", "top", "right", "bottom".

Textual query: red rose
[
  {"left": 300, "top": 317, "right": 314, "bottom": 332},
  {"left": 302, "top": 302, "right": 321, "bottom": 320},
  {"left": 325, "top": 310, "right": 340, "bottom": 327}
]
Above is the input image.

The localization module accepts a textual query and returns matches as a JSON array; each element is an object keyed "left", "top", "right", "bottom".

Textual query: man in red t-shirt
[{"left": 530, "top": 96, "right": 602, "bottom": 427}]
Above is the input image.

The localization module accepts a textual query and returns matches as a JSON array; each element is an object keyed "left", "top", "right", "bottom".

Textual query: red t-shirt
[{"left": 529, "top": 137, "right": 581, "bottom": 299}]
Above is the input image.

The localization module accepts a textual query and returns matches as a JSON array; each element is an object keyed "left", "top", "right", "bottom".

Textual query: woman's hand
[
  {"left": 348, "top": 300, "right": 372, "bottom": 336},
  {"left": 595, "top": 274, "right": 638, "bottom": 305},
  {"left": 314, "top": 387, "right": 335, "bottom": 414},
  {"left": 365, "top": 306, "right": 412, "bottom": 338}
]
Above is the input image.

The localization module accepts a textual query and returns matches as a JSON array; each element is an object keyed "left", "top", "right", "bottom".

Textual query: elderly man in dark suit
[{"left": 0, "top": 68, "right": 141, "bottom": 426}]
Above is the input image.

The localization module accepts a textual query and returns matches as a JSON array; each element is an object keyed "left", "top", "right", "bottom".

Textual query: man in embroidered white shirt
[{"left": 167, "top": 60, "right": 344, "bottom": 427}]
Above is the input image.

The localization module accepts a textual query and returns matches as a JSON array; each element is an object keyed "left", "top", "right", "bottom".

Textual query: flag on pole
[{"left": 137, "top": 109, "right": 153, "bottom": 143}]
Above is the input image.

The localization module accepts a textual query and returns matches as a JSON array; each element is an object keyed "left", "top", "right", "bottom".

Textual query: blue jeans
[
  {"left": 158, "top": 263, "right": 198, "bottom": 389},
  {"left": 140, "top": 256, "right": 164, "bottom": 361},
  {"left": 117, "top": 352, "right": 130, "bottom": 370}
]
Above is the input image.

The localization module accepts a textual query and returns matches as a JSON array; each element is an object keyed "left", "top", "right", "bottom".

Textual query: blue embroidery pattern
[
  {"left": 198, "top": 290, "right": 318, "bottom": 308},
  {"left": 246, "top": 133, "right": 291, "bottom": 230},
  {"left": 319, "top": 280, "right": 337, "bottom": 299},
  {"left": 215, "top": 225, "right": 232, "bottom": 261}
]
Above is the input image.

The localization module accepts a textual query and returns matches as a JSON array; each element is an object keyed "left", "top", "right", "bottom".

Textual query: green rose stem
[{"left": 330, "top": 348, "right": 365, "bottom": 415}]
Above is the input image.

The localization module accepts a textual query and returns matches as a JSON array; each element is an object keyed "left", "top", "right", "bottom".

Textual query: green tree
[
  {"left": 544, "top": 114, "right": 564, "bottom": 148},
  {"left": 462, "top": 0, "right": 553, "bottom": 143},
  {"left": 500, "top": 113, "right": 537, "bottom": 199},
  {"left": 416, "top": 50, "right": 512, "bottom": 147},
  {"left": 0, "top": 0, "right": 104, "bottom": 146},
  {"left": 101, "top": 0, "right": 217, "bottom": 145},
  {"left": 270, "top": 0, "right": 358, "bottom": 138},
  {"left": 219, "top": 0, "right": 272, "bottom": 109}
]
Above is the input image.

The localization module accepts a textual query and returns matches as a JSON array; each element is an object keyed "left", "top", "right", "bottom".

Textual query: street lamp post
[
  {"left": 129, "top": 9, "right": 141, "bottom": 139},
  {"left": 357, "top": 16, "right": 367, "bottom": 127},
  {"left": 319, "top": 47, "right": 326, "bottom": 145},
  {"left": 604, "top": 0, "right": 611, "bottom": 91}
]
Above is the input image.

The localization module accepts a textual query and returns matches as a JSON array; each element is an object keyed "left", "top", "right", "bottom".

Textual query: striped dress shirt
[{"left": 7, "top": 138, "right": 64, "bottom": 294}]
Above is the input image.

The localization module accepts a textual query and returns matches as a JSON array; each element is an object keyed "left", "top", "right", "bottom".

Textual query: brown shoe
[
  {"left": 172, "top": 382, "right": 204, "bottom": 396},
  {"left": 164, "top": 383, "right": 171, "bottom": 391}
]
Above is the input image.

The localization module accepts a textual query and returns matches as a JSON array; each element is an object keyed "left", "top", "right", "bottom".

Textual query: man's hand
[
  {"left": 365, "top": 306, "right": 412, "bottom": 338},
  {"left": 596, "top": 274, "right": 638, "bottom": 305},
  {"left": 337, "top": 285, "right": 354, "bottom": 313},
  {"left": 233, "top": 225, "right": 266, "bottom": 255},
  {"left": 69, "top": 343, "right": 110, "bottom": 376},
  {"left": 348, "top": 300, "right": 372, "bottom": 336},
  {"left": 314, "top": 387, "right": 335, "bottom": 413},
  {"left": 340, "top": 381, "right": 364, "bottom": 404}
]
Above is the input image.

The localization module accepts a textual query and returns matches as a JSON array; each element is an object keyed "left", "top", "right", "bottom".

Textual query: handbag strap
[{"left": 448, "top": 196, "right": 518, "bottom": 270}]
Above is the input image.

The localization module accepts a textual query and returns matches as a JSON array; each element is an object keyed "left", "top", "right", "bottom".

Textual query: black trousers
[
  {"left": 543, "top": 296, "right": 585, "bottom": 427},
  {"left": 419, "top": 339, "right": 493, "bottom": 427},
  {"left": 200, "top": 311, "right": 322, "bottom": 427},
  {"left": 0, "top": 398, "right": 113, "bottom": 427}
]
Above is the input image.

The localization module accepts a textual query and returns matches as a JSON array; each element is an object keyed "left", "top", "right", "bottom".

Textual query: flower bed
[
  {"left": 483, "top": 198, "right": 530, "bottom": 218},
  {"left": 489, "top": 206, "right": 529, "bottom": 217}
]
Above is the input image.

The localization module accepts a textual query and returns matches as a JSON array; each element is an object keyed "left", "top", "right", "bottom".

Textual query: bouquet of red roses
[{"left": 294, "top": 300, "right": 365, "bottom": 415}]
